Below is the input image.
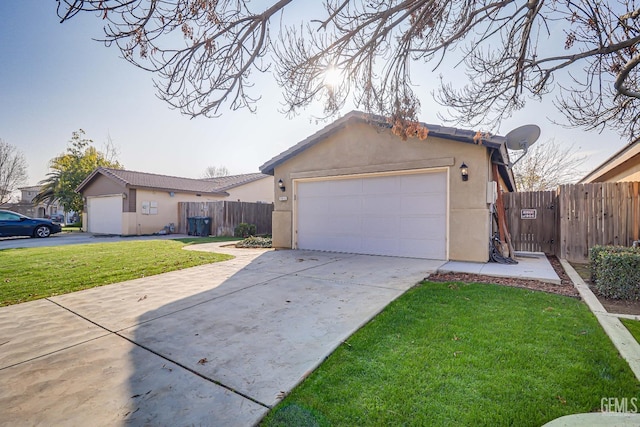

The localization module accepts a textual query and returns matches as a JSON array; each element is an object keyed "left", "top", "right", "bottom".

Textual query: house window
[{"left": 141, "top": 201, "right": 158, "bottom": 215}]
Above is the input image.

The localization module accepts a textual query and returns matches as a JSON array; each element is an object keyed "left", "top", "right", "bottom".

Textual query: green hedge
[
  {"left": 234, "top": 223, "right": 257, "bottom": 238},
  {"left": 590, "top": 245, "right": 640, "bottom": 300}
]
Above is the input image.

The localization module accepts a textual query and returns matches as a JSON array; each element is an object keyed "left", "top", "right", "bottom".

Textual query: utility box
[{"left": 187, "top": 216, "right": 211, "bottom": 236}]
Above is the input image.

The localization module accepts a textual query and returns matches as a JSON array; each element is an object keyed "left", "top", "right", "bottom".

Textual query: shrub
[
  {"left": 235, "top": 236, "right": 272, "bottom": 248},
  {"left": 234, "top": 223, "right": 257, "bottom": 238},
  {"left": 591, "top": 245, "right": 640, "bottom": 300}
]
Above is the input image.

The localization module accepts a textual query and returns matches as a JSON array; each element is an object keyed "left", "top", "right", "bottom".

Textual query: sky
[{"left": 0, "top": 1, "right": 629, "bottom": 187}]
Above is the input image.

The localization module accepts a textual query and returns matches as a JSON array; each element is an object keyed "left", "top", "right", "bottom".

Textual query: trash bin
[
  {"left": 196, "top": 217, "right": 211, "bottom": 237},
  {"left": 187, "top": 217, "right": 198, "bottom": 236},
  {"left": 188, "top": 216, "right": 211, "bottom": 236}
]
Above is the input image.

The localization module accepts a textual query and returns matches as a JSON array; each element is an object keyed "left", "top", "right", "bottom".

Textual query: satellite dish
[{"left": 504, "top": 124, "right": 540, "bottom": 167}]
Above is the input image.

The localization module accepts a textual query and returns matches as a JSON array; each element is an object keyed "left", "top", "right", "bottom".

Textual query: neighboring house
[
  {"left": 0, "top": 185, "right": 65, "bottom": 219},
  {"left": 75, "top": 168, "right": 273, "bottom": 235},
  {"left": 259, "top": 111, "right": 516, "bottom": 263},
  {"left": 579, "top": 138, "right": 640, "bottom": 183}
]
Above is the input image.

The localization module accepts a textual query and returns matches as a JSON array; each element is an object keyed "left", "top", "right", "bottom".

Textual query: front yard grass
[
  {"left": 263, "top": 282, "right": 640, "bottom": 426},
  {"left": 621, "top": 318, "right": 640, "bottom": 344},
  {"left": 171, "top": 236, "right": 241, "bottom": 245},
  {"left": 0, "top": 240, "right": 232, "bottom": 306}
]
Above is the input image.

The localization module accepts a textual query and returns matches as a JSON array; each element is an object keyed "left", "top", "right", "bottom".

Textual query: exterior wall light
[
  {"left": 460, "top": 163, "right": 469, "bottom": 181},
  {"left": 278, "top": 179, "right": 286, "bottom": 192}
]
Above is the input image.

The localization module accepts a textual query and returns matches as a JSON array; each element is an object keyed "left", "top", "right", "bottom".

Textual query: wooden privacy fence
[
  {"left": 177, "top": 201, "right": 273, "bottom": 236},
  {"left": 559, "top": 182, "right": 640, "bottom": 262},
  {"left": 504, "top": 182, "right": 640, "bottom": 262}
]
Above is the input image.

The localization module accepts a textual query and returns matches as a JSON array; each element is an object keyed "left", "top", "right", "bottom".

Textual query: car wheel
[{"left": 34, "top": 225, "right": 51, "bottom": 238}]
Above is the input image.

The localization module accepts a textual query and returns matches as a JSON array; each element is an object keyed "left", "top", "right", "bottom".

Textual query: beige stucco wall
[
  {"left": 123, "top": 190, "right": 224, "bottom": 235},
  {"left": 271, "top": 121, "right": 493, "bottom": 262},
  {"left": 599, "top": 160, "right": 640, "bottom": 182},
  {"left": 226, "top": 176, "right": 274, "bottom": 203},
  {"left": 79, "top": 177, "right": 125, "bottom": 198}
]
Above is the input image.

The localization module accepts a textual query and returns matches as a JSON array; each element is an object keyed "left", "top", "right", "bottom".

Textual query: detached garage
[{"left": 260, "top": 111, "right": 516, "bottom": 263}]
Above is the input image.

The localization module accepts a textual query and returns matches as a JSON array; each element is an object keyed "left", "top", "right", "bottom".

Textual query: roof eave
[
  {"left": 259, "top": 110, "right": 508, "bottom": 175},
  {"left": 579, "top": 139, "right": 640, "bottom": 183}
]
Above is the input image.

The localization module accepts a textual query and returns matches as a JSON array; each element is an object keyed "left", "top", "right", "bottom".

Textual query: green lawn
[
  {"left": 172, "top": 236, "right": 241, "bottom": 245},
  {"left": 621, "top": 318, "right": 640, "bottom": 344},
  {"left": 0, "top": 240, "right": 232, "bottom": 306},
  {"left": 263, "top": 282, "right": 640, "bottom": 426}
]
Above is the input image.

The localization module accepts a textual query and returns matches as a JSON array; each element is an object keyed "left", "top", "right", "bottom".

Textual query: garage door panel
[
  {"left": 328, "top": 179, "right": 362, "bottom": 196},
  {"left": 362, "top": 216, "right": 400, "bottom": 238},
  {"left": 331, "top": 215, "right": 362, "bottom": 234},
  {"left": 362, "top": 176, "right": 399, "bottom": 194},
  {"left": 401, "top": 172, "right": 446, "bottom": 190},
  {"left": 361, "top": 237, "right": 400, "bottom": 256},
  {"left": 400, "top": 217, "right": 446, "bottom": 240},
  {"left": 401, "top": 195, "right": 446, "bottom": 215},
  {"left": 362, "top": 195, "right": 399, "bottom": 214},
  {"left": 298, "top": 197, "right": 330, "bottom": 215},
  {"left": 329, "top": 196, "right": 361, "bottom": 213},
  {"left": 299, "top": 181, "right": 331, "bottom": 197},
  {"left": 296, "top": 171, "right": 447, "bottom": 260}
]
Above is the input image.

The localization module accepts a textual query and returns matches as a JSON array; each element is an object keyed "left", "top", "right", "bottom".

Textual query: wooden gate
[{"left": 503, "top": 191, "right": 558, "bottom": 255}]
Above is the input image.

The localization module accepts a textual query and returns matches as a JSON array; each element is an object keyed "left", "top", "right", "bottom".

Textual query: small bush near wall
[
  {"left": 234, "top": 223, "right": 257, "bottom": 238},
  {"left": 590, "top": 245, "right": 640, "bottom": 300}
]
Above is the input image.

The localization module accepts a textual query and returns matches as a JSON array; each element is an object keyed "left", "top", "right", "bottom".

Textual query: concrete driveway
[{"left": 0, "top": 244, "right": 443, "bottom": 426}]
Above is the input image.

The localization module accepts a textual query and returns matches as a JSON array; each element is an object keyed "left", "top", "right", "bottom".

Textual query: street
[{"left": 0, "top": 232, "right": 189, "bottom": 250}]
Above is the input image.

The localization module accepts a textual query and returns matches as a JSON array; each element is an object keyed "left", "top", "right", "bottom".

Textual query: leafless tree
[
  {"left": 0, "top": 139, "right": 28, "bottom": 204},
  {"left": 202, "top": 165, "right": 230, "bottom": 178},
  {"left": 57, "top": 1, "right": 640, "bottom": 140},
  {"left": 511, "top": 139, "right": 587, "bottom": 191}
]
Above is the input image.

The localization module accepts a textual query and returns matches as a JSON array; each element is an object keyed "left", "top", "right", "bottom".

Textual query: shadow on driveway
[{"left": 0, "top": 245, "right": 442, "bottom": 425}]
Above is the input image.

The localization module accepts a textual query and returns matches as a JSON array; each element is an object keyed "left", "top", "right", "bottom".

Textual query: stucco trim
[
  {"left": 289, "top": 158, "right": 455, "bottom": 180},
  {"left": 579, "top": 139, "right": 640, "bottom": 183},
  {"left": 291, "top": 167, "right": 450, "bottom": 259}
]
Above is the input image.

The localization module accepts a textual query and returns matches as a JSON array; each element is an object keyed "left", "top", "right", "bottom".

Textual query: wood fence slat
[
  {"left": 511, "top": 182, "right": 638, "bottom": 262},
  {"left": 178, "top": 201, "right": 273, "bottom": 236}
]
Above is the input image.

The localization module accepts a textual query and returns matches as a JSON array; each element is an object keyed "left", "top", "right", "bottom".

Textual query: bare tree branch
[
  {"left": 0, "top": 139, "right": 28, "bottom": 204},
  {"left": 57, "top": 0, "right": 640, "bottom": 140},
  {"left": 511, "top": 138, "right": 587, "bottom": 191}
]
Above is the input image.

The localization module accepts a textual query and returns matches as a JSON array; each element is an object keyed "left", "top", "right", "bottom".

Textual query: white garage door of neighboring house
[
  {"left": 295, "top": 171, "right": 447, "bottom": 259},
  {"left": 87, "top": 195, "right": 123, "bottom": 235}
]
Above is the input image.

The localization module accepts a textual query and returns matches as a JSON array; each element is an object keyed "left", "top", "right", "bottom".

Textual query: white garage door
[
  {"left": 295, "top": 171, "right": 447, "bottom": 259},
  {"left": 87, "top": 195, "right": 123, "bottom": 235}
]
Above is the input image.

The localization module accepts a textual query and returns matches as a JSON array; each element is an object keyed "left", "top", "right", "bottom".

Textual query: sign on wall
[{"left": 520, "top": 209, "right": 537, "bottom": 220}]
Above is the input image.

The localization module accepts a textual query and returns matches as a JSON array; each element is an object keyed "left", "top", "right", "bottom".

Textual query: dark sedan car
[{"left": 0, "top": 210, "right": 62, "bottom": 238}]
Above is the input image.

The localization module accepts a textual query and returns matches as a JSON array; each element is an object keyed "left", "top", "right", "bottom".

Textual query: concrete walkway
[
  {"left": 439, "top": 251, "right": 561, "bottom": 284},
  {"left": 0, "top": 244, "right": 443, "bottom": 426}
]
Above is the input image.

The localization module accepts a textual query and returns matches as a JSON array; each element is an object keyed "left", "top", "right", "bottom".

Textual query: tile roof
[
  {"left": 201, "top": 172, "right": 270, "bottom": 190},
  {"left": 77, "top": 168, "right": 271, "bottom": 195}
]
